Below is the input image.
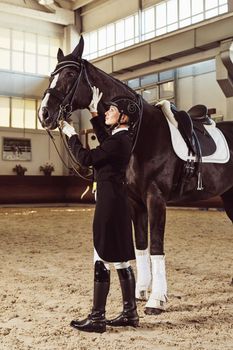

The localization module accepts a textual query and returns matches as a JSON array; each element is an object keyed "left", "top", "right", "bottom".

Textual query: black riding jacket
[{"left": 68, "top": 117, "right": 135, "bottom": 262}]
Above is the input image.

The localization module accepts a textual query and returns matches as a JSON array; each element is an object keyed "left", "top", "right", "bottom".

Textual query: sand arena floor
[{"left": 0, "top": 205, "right": 232, "bottom": 350}]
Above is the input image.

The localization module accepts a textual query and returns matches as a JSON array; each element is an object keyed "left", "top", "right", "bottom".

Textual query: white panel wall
[
  {"left": 177, "top": 72, "right": 226, "bottom": 117},
  {"left": 177, "top": 76, "right": 194, "bottom": 112},
  {"left": 0, "top": 129, "right": 64, "bottom": 175},
  {"left": 193, "top": 73, "right": 226, "bottom": 117}
]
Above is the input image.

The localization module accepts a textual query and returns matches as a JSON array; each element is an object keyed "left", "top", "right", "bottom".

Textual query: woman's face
[{"left": 105, "top": 105, "right": 120, "bottom": 126}]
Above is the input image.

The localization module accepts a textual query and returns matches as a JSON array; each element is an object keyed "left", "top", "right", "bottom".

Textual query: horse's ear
[
  {"left": 57, "top": 48, "right": 64, "bottom": 62},
  {"left": 71, "top": 35, "right": 84, "bottom": 59}
]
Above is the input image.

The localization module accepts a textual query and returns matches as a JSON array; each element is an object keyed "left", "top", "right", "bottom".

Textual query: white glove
[
  {"left": 88, "top": 86, "right": 103, "bottom": 113},
  {"left": 60, "top": 120, "right": 76, "bottom": 138}
]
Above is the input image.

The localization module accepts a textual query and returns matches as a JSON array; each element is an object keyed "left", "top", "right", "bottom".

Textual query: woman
[{"left": 60, "top": 87, "right": 140, "bottom": 333}]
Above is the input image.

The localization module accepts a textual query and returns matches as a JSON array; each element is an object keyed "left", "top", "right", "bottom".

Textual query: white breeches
[{"left": 94, "top": 249, "right": 130, "bottom": 270}]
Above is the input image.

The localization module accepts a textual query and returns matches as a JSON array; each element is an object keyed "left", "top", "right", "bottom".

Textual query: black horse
[{"left": 39, "top": 37, "right": 233, "bottom": 315}]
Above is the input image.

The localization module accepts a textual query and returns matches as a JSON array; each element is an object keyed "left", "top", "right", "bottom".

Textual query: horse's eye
[{"left": 66, "top": 71, "right": 76, "bottom": 79}]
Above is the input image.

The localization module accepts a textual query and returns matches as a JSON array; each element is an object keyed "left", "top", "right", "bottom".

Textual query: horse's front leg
[
  {"left": 145, "top": 182, "right": 168, "bottom": 315},
  {"left": 128, "top": 195, "right": 151, "bottom": 301}
]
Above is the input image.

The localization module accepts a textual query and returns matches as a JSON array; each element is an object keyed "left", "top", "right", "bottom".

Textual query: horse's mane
[{"left": 85, "top": 59, "right": 139, "bottom": 101}]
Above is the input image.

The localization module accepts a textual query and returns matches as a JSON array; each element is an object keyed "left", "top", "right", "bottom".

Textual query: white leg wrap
[
  {"left": 145, "top": 255, "right": 167, "bottom": 309},
  {"left": 114, "top": 261, "right": 130, "bottom": 269},
  {"left": 135, "top": 249, "right": 151, "bottom": 300}
]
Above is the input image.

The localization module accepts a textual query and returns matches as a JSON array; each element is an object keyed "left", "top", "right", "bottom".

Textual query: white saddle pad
[{"left": 167, "top": 119, "right": 230, "bottom": 163}]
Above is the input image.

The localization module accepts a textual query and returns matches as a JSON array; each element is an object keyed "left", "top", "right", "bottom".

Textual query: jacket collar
[{"left": 112, "top": 127, "right": 129, "bottom": 135}]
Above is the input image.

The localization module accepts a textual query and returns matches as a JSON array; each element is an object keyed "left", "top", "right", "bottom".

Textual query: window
[
  {"left": 106, "top": 24, "right": 115, "bottom": 53},
  {"left": 116, "top": 19, "right": 125, "bottom": 50},
  {"left": 206, "top": 0, "right": 218, "bottom": 10},
  {"left": 125, "top": 16, "right": 135, "bottom": 40},
  {"left": 156, "top": 2, "right": 167, "bottom": 30},
  {"left": 126, "top": 70, "right": 175, "bottom": 104},
  {"left": 143, "top": 87, "right": 158, "bottom": 103},
  {"left": 141, "top": 73, "right": 158, "bottom": 86},
  {"left": 0, "top": 96, "right": 41, "bottom": 129},
  {"left": 12, "top": 99, "right": 24, "bottom": 128},
  {"left": 128, "top": 78, "right": 140, "bottom": 89},
  {"left": 38, "top": 36, "right": 50, "bottom": 75},
  {"left": 24, "top": 100, "right": 36, "bottom": 129},
  {"left": 83, "top": 13, "right": 139, "bottom": 60},
  {"left": 0, "top": 28, "right": 62, "bottom": 76},
  {"left": 25, "top": 33, "right": 36, "bottom": 54},
  {"left": 0, "top": 97, "right": 10, "bottom": 127},
  {"left": 192, "top": 0, "right": 204, "bottom": 16},
  {"left": 159, "top": 81, "right": 174, "bottom": 99},
  {"left": 179, "top": 0, "right": 191, "bottom": 20},
  {"left": 0, "top": 28, "right": 10, "bottom": 49},
  {"left": 83, "top": 0, "right": 228, "bottom": 60},
  {"left": 142, "top": 7, "right": 155, "bottom": 39},
  {"left": 159, "top": 70, "right": 174, "bottom": 81},
  {"left": 12, "top": 31, "right": 24, "bottom": 51},
  {"left": 0, "top": 49, "right": 10, "bottom": 70},
  {"left": 167, "top": 0, "right": 178, "bottom": 25},
  {"left": 12, "top": 52, "right": 24, "bottom": 72}
]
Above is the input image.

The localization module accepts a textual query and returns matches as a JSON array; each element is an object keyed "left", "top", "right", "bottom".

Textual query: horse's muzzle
[{"left": 41, "top": 107, "right": 58, "bottom": 130}]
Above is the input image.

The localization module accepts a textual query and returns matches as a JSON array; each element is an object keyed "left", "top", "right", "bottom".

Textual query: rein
[{"left": 131, "top": 94, "right": 143, "bottom": 153}]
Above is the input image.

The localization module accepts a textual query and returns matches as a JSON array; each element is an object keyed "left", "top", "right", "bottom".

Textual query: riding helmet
[{"left": 105, "top": 96, "right": 140, "bottom": 124}]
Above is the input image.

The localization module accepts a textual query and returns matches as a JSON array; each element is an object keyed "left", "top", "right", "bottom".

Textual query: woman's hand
[
  {"left": 59, "top": 120, "right": 77, "bottom": 138},
  {"left": 88, "top": 86, "right": 103, "bottom": 114}
]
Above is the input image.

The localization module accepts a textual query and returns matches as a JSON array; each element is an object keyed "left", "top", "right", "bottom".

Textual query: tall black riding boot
[
  {"left": 70, "top": 261, "right": 110, "bottom": 333},
  {"left": 106, "top": 266, "right": 139, "bottom": 327}
]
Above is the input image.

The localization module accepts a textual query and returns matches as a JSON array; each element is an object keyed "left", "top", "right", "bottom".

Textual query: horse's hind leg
[
  {"left": 144, "top": 182, "right": 167, "bottom": 315},
  {"left": 129, "top": 196, "right": 151, "bottom": 301},
  {"left": 221, "top": 187, "right": 233, "bottom": 223}
]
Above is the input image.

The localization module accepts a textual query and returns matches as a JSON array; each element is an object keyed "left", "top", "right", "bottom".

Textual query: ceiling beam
[
  {"left": 0, "top": 2, "right": 74, "bottom": 25},
  {"left": 71, "top": 0, "right": 95, "bottom": 10}
]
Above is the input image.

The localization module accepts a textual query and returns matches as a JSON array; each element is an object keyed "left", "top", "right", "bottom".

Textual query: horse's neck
[{"left": 87, "top": 62, "right": 136, "bottom": 100}]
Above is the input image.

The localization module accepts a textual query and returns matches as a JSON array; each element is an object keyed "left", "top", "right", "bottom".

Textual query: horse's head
[{"left": 38, "top": 36, "right": 92, "bottom": 130}]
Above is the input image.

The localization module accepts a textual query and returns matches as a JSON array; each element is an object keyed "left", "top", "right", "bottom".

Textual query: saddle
[
  {"left": 157, "top": 101, "right": 217, "bottom": 191},
  {"left": 171, "top": 104, "right": 218, "bottom": 190},
  {"left": 171, "top": 104, "right": 216, "bottom": 158}
]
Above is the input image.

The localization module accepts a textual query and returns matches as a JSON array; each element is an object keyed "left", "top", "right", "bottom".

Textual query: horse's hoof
[
  {"left": 135, "top": 290, "right": 148, "bottom": 301},
  {"left": 144, "top": 307, "right": 165, "bottom": 315}
]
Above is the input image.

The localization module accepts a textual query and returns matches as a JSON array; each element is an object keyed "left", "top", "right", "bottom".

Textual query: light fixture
[{"left": 39, "top": 0, "right": 54, "bottom": 5}]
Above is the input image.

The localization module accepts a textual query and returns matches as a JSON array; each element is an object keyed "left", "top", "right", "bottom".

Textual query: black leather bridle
[
  {"left": 42, "top": 59, "right": 93, "bottom": 181},
  {"left": 46, "top": 59, "right": 92, "bottom": 124}
]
